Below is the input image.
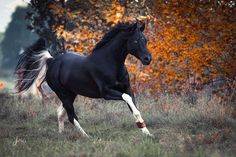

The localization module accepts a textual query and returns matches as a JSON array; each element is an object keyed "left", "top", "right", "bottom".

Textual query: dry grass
[{"left": 0, "top": 91, "right": 235, "bottom": 157}]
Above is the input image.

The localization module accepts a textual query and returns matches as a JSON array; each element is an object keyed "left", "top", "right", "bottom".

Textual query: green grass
[{"left": 0, "top": 93, "right": 235, "bottom": 157}]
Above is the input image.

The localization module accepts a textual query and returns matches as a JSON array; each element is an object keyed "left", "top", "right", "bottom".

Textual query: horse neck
[{"left": 93, "top": 33, "right": 128, "bottom": 66}]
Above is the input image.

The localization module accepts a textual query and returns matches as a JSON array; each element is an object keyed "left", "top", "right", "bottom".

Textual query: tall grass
[{"left": 0, "top": 91, "right": 235, "bottom": 157}]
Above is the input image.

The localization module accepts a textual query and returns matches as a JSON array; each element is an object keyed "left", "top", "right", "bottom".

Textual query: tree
[
  {"left": 144, "top": 0, "right": 236, "bottom": 92},
  {"left": 1, "top": 6, "right": 38, "bottom": 69},
  {"left": 0, "top": 32, "right": 4, "bottom": 65},
  {"left": 26, "top": 0, "right": 236, "bottom": 93}
]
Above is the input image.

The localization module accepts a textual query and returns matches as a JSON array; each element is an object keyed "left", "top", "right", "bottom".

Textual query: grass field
[{"left": 0, "top": 92, "right": 235, "bottom": 157}]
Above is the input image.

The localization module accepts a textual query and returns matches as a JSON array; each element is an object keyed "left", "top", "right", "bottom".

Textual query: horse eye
[{"left": 133, "top": 40, "right": 138, "bottom": 44}]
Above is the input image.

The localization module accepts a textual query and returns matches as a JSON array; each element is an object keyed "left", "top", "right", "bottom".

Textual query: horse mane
[{"left": 93, "top": 23, "right": 132, "bottom": 51}]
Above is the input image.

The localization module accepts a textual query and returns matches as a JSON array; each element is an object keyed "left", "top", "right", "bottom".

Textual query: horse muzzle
[{"left": 141, "top": 54, "right": 152, "bottom": 65}]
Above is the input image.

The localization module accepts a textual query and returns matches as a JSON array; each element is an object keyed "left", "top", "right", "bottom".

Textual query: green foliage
[
  {"left": 0, "top": 6, "right": 37, "bottom": 69},
  {"left": 0, "top": 32, "right": 4, "bottom": 41},
  {"left": 0, "top": 32, "right": 4, "bottom": 66}
]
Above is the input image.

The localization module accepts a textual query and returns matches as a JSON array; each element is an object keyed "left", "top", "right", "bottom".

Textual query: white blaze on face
[{"left": 122, "top": 93, "right": 153, "bottom": 137}]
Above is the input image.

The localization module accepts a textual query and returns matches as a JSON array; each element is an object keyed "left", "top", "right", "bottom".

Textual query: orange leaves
[
  {"left": 104, "top": 1, "right": 125, "bottom": 25},
  {"left": 45, "top": 0, "right": 235, "bottom": 94},
  {"left": 143, "top": 0, "right": 236, "bottom": 92},
  {"left": 48, "top": 3, "right": 64, "bottom": 15},
  {"left": 195, "top": 128, "right": 231, "bottom": 145},
  {"left": 0, "top": 80, "right": 4, "bottom": 92}
]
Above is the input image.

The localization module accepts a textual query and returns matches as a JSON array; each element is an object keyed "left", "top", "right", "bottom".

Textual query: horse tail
[{"left": 15, "top": 38, "right": 53, "bottom": 94}]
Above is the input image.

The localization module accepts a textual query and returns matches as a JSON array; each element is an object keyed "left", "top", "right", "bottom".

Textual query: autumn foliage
[
  {"left": 0, "top": 80, "right": 4, "bottom": 91},
  {"left": 27, "top": 0, "right": 236, "bottom": 94}
]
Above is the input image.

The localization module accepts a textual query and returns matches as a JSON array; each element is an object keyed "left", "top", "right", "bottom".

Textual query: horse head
[{"left": 126, "top": 22, "right": 152, "bottom": 65}]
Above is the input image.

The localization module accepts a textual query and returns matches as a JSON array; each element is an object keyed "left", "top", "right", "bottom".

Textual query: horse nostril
[
  {"left": 144, "top": 57, "right": 150, "bottom": 62},
  {"left": 142, "top": 55, "right": 151, "bottom": 65}
]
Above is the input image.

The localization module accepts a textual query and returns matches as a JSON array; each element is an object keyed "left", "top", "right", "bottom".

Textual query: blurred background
[
  {"left": 0, "top": 0, "right": 37, "bottom": 90},
  {"left": 0, "top": 0, "right": 235, "bottom": 98},
  {"left": 0, "top": 0, "right": 38, "bottom": 68},
  {"left": 0, "top": 1, "right": 235, "bottom": 156}
]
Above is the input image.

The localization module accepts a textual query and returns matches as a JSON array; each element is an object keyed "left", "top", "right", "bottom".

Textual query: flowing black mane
[{"left": 93, "top": 23, "right": 132, "bottom": 51}]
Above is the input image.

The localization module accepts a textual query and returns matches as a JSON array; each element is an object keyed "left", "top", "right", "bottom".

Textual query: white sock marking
[
  {"left": 73, "top": 119, "right": 89, "bottom": 138},
  {"left": 141, "top": 127, "right": 154, "bottom": 137},
  {"left": 122, "top": 93, "right": 139, "bottom": 114},
  {"left": 57, "top": 104, "right": 66, "bottom": 133},
  {"left": 122, "top": 93, "right": 143, "bottom": 122},
  {"left": 122, "top": 93, "right": 153, "bottom": 137}
]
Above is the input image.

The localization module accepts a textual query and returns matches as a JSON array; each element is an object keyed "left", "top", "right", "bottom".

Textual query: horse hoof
[
  {"left": 148, "top": 133, "right": 155, "bottom": 138},
  {"left": 83, "top": 134, "right": 90, "bottom": 138}
]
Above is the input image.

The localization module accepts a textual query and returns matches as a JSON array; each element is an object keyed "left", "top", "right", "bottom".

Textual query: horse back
[{"left": 46, "top": 53, "right": 102, "bottom": 97}]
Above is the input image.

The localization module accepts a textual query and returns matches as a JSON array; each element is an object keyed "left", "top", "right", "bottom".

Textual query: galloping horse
[{"left": 15, "top": 22, "right": 153, "bottom": 137}]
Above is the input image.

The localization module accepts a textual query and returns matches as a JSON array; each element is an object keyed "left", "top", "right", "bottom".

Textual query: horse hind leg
[
  {"left": 57, "top": 103, "right": 66, "bottom": 133},
  {"left": 57, "top": 93, "right": 89, "bottom": 137},
  {"left": 73, "top": 118, "right": 89, "bottom": 138}
]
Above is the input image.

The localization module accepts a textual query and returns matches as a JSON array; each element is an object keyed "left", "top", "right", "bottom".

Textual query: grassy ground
[{"left": 0, "top": 93, "right": 235, "bottom": 157}]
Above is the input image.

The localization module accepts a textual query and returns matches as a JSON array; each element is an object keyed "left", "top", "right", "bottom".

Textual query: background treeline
[
  {"left": 0, "top": 6, "right": 37, "bottom": 70},
  {"left": 1, "top": 0, "right": 235, "bottom": 97}
]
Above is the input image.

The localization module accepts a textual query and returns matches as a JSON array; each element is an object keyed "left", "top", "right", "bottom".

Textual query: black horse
[{"left": 15, "top": 22, "right": 153, "bottom": 137}]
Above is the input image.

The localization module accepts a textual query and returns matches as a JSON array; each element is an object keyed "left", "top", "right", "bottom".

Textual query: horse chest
[
  {"left": 101, "top": 71, "right": 128, "bottom": 91},
  {"left": 103, "top": 71, "right": 125, "bottom": 86}
]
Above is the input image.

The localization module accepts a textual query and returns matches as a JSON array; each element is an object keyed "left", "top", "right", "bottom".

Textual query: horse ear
[
  {"left": 133, "top": 22, "right": 138, "bottom": 29},
  {"left": 129, "top": 22, "right": 138, "bottom": 32},
  {"left": 140, "top": 23, "right": 145, "bottom": 32}
]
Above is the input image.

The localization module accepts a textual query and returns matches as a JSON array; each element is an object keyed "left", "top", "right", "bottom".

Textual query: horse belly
[
  {"left": 67, "top": 75, "right": 101, "bottom": 98},
  {"left": 77, "top": 89, "right": 101, "bottom": 98}
]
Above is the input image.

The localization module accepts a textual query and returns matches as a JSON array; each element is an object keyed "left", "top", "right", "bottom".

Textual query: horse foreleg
[
  {"left": 104, "top": 88, "right": 153, "bottom": 137},
  {"left": 122, "top": 93, "right": 154, "bottom": 137}
]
